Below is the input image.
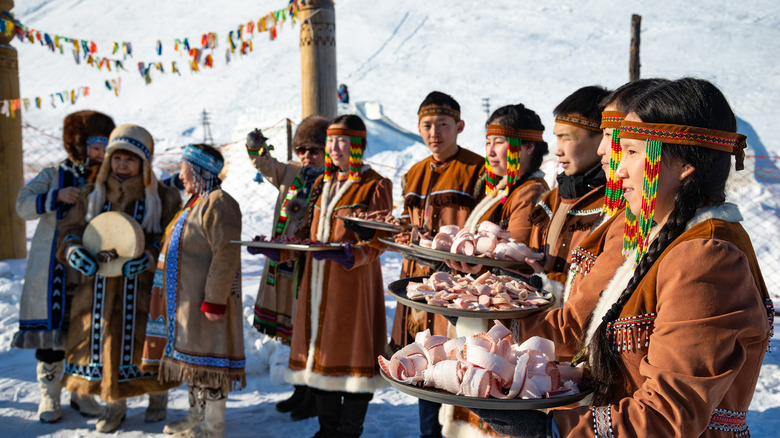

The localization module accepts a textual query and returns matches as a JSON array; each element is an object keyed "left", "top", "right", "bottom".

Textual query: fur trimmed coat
[
  {"left": 56, "top": 174, "right": 182, "bottom": 401},
  {"left": 156, "top": 189, "right": 245, "bottom": 394},
  {"left": 13, "top": 162, "right": 84, "bottom": 351},
  {"left": 390, "top": 147, "right": 485, "bottom": 351},
  {"left": 286, "top": 167, "right": 392, "bottom": 393},
  {"left": 546, "top": 204, "right": 771, "bottom": 437}
]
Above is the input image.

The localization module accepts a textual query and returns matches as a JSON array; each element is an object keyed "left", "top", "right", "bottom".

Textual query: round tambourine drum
[{"left": 83, "top": 211, "right": 145, "bottom": 277}]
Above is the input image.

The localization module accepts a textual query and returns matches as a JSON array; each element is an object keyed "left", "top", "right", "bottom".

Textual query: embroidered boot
[
  {"left": 70, "top": 391, "right": 103, "bottom": 417},
  {"left": 146, "top": 391, "right": 169, "bottom": 422},
  {"left": 164, "top": 385, "right": 202, "bottom": 434},
  {"left": 173, "top": 388, "right": 226, "bottom": 438},
  {"left": 95, "top": 399, "right": 127, "bottom": 433},
  {"left": 36, "top": 360, "right": 63, "bottom": 423}
]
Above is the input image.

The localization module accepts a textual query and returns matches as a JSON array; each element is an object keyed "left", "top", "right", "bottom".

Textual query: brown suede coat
[
  {"left": 529, "top": 184, "right": 605, "bottom": 284},
  {"left": 57, "top": 175, "right": 181, "bottom": 401},
  {"left": 286, "top": 168, "right": 392, "bottom": 393},
  {"left": 390, "top": 147, "right": 484, "bottom": 350},
  {"left": 554, "top": 208, "right": 772, "bottom": 437}
]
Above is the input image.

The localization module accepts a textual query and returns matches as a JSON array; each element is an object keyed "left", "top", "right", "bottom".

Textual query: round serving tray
[
  {"left": 380, "top": 369, "right": 591, "bottom": 410},
  {"left": 377, "top": 237, "right": 421, "bottom": 255},
  {"left": 410, "top": 243, "right": 534, "bottom": 272},
  {"left": 232, "top": 241, "right": 343, "bottom": 252},
  {"left": 387, "top": 276, "right": 554, "bottom": 320},
  {"left": 335, "top": 215, "right": 408, "bottom": 233}
]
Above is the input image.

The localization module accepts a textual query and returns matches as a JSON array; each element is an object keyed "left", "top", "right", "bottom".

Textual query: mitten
[
  {"left": 311, "top": 243, "right": 354, "bottom": 269},
  {"left": 246, "top": 129, "right": 269, "bottom": 155},
  {"left": 123, "top": 253, "right": 150, "bottom": 278},
  {"left": 68, "top": 246, "right": 98, "bottom": 276},
  {"left": 343, "top": 219, "right": 376, "bottom": 242},
  {"left": 246, "top": 236, "right": 282, "bottom": 261}
]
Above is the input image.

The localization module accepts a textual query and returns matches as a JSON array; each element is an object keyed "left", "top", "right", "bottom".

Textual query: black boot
[
  {"left": 338, "top": 392, "right": 372, "bottom": 437},
  {"left": 290, "top": 386, "right": 318, "bottom": 421},
  {"left": 311, "top": 389, "right": 342, "bottom": 438},
  {"left": 276, "top": 385, "right": 307, "bottom": 413}
]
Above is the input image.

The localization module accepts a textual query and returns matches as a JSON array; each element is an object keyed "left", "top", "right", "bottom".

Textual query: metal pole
[
  {"left": 299, "top": 0, "right": 337, "bottom": 119},
  {"left": 630, "top": 14, "right": 641, "bottom": 82},
  {"left": 0, "top": 0, "right": 26, "bottom": 260}
]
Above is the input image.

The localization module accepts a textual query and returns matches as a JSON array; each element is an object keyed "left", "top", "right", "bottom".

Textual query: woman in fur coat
[
  {"left": 13, "top": 110, "right": 114, "bottom": 422},
  {"left": 472, "top": 79, "right": 773, "bottom": 438},
  {"left": 57, "top": 124, "right": 182, "bottom": 433},
  {"left": 147, "top": 144, "right": 244, "bottom": 438},
  {"left": 258, "top": 114, "right": 392, "bottom": 438}
]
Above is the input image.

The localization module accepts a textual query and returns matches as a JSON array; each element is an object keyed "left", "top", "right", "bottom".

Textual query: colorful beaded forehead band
[
  {"left": 417, "top": 105, "right": 461, "bottom": 122},
  {"left": 618, "top": 120, "right": 747, "bottom": 263},
  {"left": 484, "top": 124, "right": 544, "bottom": 198},
  {"left": 325, "top": 127, "right": 367, "bottom": 183},
  {"left": 555, "top": 113, "right": 601, "bottom": 132},
  {"left": 183, "top": 144, "right": 224, "bottom": 175}
]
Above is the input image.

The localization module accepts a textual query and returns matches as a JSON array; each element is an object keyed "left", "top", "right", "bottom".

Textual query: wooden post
[
  {"left": 286, "top": 118, "right": 293, "bottom": 161},
  {"left": 0, "top": 0, "right": 26, "bottom": 260},
  {"left": 630, "top": 14, "right": 641, "bottom": 82},
  {"left": 299, "top": 0, "right": 337, "bottom": 119}
]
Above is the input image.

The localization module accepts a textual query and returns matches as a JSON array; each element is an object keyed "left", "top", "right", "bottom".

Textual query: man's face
[
  {"left": 295, "top": 146, "right": 325, "bottom": 168},
  {"left": 418, "top": 115, "right": 464, "bottom": 159},
  {"left": 553, "top": 122, "right": 601, "bottom": 176}
]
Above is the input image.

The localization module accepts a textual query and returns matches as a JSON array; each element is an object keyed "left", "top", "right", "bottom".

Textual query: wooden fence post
[
  {"left": 299, "top": 0, "right": 337, "bottom": 119},
  {"left": 0, "top": 0, "right": 27, "bottom": 260},
  {"left": 286, "top": 118, "right": 293, "bottom": 161},
  {"left": 630, "top": 14, "right": 641, "bottom": 82}
]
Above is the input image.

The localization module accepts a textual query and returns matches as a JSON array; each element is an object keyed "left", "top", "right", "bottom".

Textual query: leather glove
[
  {"left": 343, "top": 218, "right": 376, "bottom": 242},
  {"left": 68, "top": 246, "right": 98, "bottom": 276},
  {"left": 468, "top": 408, "right": 556, "bottom": 438},
  {"left": 123, "top": 253, "right": 150, "bottom": 278},
  {"left": 443, "top": 314, "right": 459, "bottom": 326},
  {"left": 246, "top": 236, "right": 282, "bottom": 261},
  {"left": 246, "top": 129, "right": 269, "bottom": 155},
  {"left": 312, "top": 242, "right": 354, "bottom": 269}
]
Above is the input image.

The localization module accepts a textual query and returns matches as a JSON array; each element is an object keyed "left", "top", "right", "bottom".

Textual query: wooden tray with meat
[
  {"left": 378, "top": 326, "right": 591, "bottom": 410},
  {"left": 387, "top": 274, "right": 554, "bottom": 319}
]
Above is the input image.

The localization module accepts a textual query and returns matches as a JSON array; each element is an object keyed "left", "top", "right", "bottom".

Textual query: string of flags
[
  {"left": 1, "top": 0, "right": 306, "bottom": 84},
  {"left": 0, "top": 84, "right": 106, "bottom": 118}
]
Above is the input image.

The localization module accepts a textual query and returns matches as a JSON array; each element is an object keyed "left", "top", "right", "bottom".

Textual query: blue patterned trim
[
  {"left": 111, "top": 136, "right": 151, "bottom": 160},
  {"left": 90, "top": 277, "right": 107, "bottom": 363},
  {"left": 146, "top": 315, "right": 167, "bottom": 337},
  {"left": 48, "top": 189, "right": 59, "bottom": 211},
  {"left": 36, "top": 193, "right": 47, "bottom": 214},
  {"left": 65, "top": 362, "right": 157, "bottom": 382},
  {"left": 183, "top": 145, "right": 224, "bottom": 175},
  {"left": 163, "top": 209, "right": 190, "bottom": 359},
  {"left": 592, "top": 405, "right": 614, "bottom": 438},
  {"left": 171, "top": 350, "right": 246, "bottom": 370},
  {"left": 707, "top": 408, "right": 749, "bottom": 436},
  {"left": 86, "top": 136, "right": 109, "bottom": 147},
  {"left": 120, "top": 276, "right": 138, "bottom": 366}
]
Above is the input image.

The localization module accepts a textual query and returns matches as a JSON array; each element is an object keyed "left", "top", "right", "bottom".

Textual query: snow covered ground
[{"left": 3, "top": 0, "right": 780, "bottom": 436}]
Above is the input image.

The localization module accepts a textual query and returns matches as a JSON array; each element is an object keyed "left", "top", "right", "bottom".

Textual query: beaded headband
[
  {"left": 183, "top": 144, "right": 224, "bottom": 175},
  {"left": 484, "top": 124, "right": 544, "bottom": 199},
  {"left": 555, "top": 113, "right": 602, "bottom": 132},
  {"left": 618, "top": 120, "right": 747, "bottom": 262},
  {"left": 86, "top": 136, "right": 109, "bottom": 147},
  {"left": 599, "top": 110, "right": 625, "bottom": 130},
  {"left": 417, "top": 105, "right": 461, "bottom": 122},
  {"left": 325, "top": 127, "right": 367, "bottom": 183},
  {"left": 110, "top": 136, "right": 151, "bottom": 160}
]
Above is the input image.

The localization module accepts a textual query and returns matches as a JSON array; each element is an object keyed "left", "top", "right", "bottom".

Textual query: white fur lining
[
  {"left": 584, "top": 203, "right": 743, "bottom": 345},
  {"left": 284, "top": 368, "right": 383, "bottom": 393},
  {"left": 439, "top": 404, "right": 497, "bottom": 438}
]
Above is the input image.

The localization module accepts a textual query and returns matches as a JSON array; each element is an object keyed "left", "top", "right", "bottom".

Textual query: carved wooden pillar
[
  {"left": 0, "top": 0, "right": 26, "bottom": 260},
  {"left": 299, "top": 0, "right": 337, "bottom": 119}
]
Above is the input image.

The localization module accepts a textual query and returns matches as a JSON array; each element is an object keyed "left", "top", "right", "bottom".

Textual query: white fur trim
[
  {"left": 562, "top": 267, "right": 576, "bottom": 303},
  {"left": 440, "top": 404, "right": 497, "bottom": 438},
  {"left": 536, "top": 273, "right": 564, "bottom": 309},
  {"left": 284, "top": 368, "right": 383, "bottom": 393},
  {"left": 584, "top": 203, "right": 743, "bottom": 345}
]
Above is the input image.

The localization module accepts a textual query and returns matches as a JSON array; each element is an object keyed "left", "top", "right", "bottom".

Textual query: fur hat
[
  {"left": 63, "top": 110, "right": 115, "bottom": 164},
  {"left": 86, "top": 124, "right": 163, "bottom": 234},
  {"left": 293, "top": 115, "right": 330, "bottom": 150}
]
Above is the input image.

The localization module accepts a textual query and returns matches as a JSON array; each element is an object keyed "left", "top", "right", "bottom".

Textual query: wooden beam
[
  {"left": 299, "top": 0, "right": 337, "bottom": 119},
  {"left": 630, "top": 14, "right": 641, "bottom": 82}
]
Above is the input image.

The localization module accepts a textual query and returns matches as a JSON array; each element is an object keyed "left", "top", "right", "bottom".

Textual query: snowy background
[{"left": 2, "top": 0, "right": 780, "bottom": 436}]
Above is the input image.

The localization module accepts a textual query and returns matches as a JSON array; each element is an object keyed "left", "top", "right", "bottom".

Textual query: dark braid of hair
[{"left": 296, "top": 177, "right": 325, "bottom": 240}]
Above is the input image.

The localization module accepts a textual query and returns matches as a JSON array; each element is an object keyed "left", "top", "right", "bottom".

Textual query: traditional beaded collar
[
  {"left": 325, "top": 127, "right": 366, "bottom": 183},
  {"left": 555, "top": 113, "right": 601, "bottom": 132},
  {"left": 417, "top": 104, "right": 461, "bottom": 122}
]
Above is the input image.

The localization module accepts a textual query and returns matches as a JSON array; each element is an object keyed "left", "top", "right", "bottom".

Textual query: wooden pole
[
  {"left": 299, "top": 0, "right": 337, "bottom": 119},
  {"left": 630, "top": 14, "right": 641, "bottom": 82},
  {"left": 0, "top": 0, "right": 26, "bottom": 260},
  {"left": 286, "top": 118, "right": 293, "bottom": 161}
]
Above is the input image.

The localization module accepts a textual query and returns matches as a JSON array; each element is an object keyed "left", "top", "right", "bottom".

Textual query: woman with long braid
[{"left": 471, "top": 78, "right": 773, "bottom": 437}]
